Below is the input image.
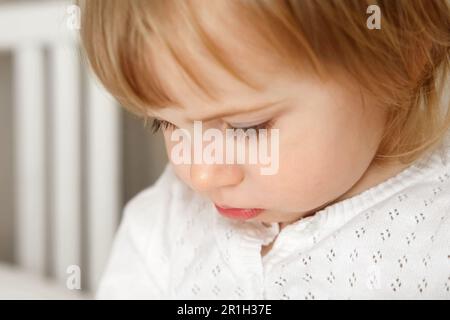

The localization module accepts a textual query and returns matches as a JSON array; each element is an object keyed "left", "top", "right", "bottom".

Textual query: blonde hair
[{"left": 78, "top": 0, "right": 450, "bottom": 165}]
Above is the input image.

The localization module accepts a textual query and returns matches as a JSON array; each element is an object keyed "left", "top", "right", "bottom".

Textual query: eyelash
[
  {"left": 151, "top": 119, "right": 274, "bottom": 134},
  {"left": 151, "top": 119, "right": 176, "bottom": 133}
]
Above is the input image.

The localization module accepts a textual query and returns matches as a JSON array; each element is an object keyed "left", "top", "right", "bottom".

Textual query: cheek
[
  {"left": 251, "top": 102, "right": 384, "bottom": 211},
  {"left": 274, "top": 143, "right": 365, "bottom": 209}
]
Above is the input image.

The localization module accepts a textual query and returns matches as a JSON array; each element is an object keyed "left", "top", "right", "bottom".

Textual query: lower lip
[{"left": 214, "top": 205, "right": 264, "bottom": 220}]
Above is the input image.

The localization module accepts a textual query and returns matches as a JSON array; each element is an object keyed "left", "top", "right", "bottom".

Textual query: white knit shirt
[{"left": 96, "top": 135, "right": 450, "bottom": 299}]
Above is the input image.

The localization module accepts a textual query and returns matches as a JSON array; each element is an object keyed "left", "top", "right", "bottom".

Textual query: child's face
[
  {"left": 152, "top": 68, "right": 389, "bottom": 224},
  {"left": 149, "top": 11, "right": 389, "bottom": 224}
]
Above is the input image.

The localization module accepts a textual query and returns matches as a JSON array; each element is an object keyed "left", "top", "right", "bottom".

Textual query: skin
[{"left": 147, "top": 3, "right": 412, "bottom": 256}]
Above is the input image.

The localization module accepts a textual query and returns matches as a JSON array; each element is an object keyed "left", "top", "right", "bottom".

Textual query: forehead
[{"left": 147, "top": 1, "right": 294, "bottom": 119}]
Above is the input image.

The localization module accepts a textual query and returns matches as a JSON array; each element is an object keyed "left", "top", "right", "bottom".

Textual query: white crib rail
[
  {"left": 13, "top": 46, "right": 47, "bottom": 275},
  {"left": 50, "top": 44, "right": 82, "bottom": 283},
  {"left": 1, "top": 1, "right": 121, "bottom": 292}
]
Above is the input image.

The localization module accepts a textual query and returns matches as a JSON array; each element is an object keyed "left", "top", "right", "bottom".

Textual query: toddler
[{"left": 78, "top": 0, "right": 450, "bottom": 299}]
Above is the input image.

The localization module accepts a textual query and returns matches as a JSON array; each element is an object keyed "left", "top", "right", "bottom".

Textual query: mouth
[{"left": 214, "top": 204, "right": 264, "bottom": 220}]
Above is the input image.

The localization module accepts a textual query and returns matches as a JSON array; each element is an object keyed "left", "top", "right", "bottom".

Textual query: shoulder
[
  {"left": 371, "top": 141, "right": 450, "bottom": 262},
  {"left": 119, "top": 164, "right": 213, "bottom": 260},
  {"left": 406, "top": 135, "right": 450, "bottom": 212},
  {"left": 346, "top": 138, "right": 450, "bottom": 251},
  {"left": 96, "top": 165, "right": 201, "bottom": 298},
  {"left": 122, "top": 165, "right": 178, "bottom": 231}
]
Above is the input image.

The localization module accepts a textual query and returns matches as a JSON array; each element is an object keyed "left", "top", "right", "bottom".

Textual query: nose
[{"left": 190, "top": 163, "right": 244, "bottom": 192}]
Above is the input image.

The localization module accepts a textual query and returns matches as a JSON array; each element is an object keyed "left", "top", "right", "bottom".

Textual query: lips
[{"left": 214, "top": 204, "right": 264, "bottom": 220}]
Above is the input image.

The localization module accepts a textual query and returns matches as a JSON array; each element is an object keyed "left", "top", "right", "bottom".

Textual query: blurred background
[{"left": 0, "top": 0, "right": 167, "bottom": 298}]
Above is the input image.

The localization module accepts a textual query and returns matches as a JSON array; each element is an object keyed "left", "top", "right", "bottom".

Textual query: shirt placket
[{"left": 213, "top": 216, "right": 280, "bottom": 299}]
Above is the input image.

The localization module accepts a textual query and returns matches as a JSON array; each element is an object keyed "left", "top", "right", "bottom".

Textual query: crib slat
[
  {"left": 13, "top": 47, "right": 47, "bottom": 275},
  {"left": 50, "top": 45, "right": 81, "bottom": 282},
  {"left": 86, "top": 76, "right": 121, "bottom": 291}
]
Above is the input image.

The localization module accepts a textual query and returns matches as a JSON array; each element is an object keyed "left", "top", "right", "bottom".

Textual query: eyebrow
[{"left": 186, "top": 99, "right": 285, "bottom": 122}]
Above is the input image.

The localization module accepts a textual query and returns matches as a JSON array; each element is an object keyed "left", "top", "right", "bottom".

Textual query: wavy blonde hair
[{"left": 78, "top": 0, "right": 450, "bottom": 165}]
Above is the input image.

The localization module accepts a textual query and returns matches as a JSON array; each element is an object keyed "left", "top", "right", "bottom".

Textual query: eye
[
  {"left": 226, "top": 119, "right": 274, "bottom": 132},
  {"left": 151, "top": 119, "right": 177, "bottom": 133},
  {"left": 151, "top": 119, "right": 275, "bottom": 134}
]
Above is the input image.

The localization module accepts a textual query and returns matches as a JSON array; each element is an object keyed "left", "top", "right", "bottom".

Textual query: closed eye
[
  {"left": 226, "top": 119, "right": 274, "bottom": 132},
  {"left": 151, "top": 119, "right": 275, "bottom": 134}
]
